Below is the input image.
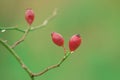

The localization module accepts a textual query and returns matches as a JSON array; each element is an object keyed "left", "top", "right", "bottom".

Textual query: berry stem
[{"left": 62, "top": 46, "right": 67, "bottom": 55}]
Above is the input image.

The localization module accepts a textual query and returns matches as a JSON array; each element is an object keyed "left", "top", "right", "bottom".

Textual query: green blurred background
[{"left": 0, "top": 0, "right": 120, "bottom": 80}]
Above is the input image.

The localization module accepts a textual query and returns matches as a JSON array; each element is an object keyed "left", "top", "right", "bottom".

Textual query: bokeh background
[{"left": 0, "top": 0, "right": 120, "bottom": 80}]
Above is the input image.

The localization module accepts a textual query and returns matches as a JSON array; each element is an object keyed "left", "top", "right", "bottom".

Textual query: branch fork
[{"left": 0, "top": 8, "right": 73, "bottom": 80}]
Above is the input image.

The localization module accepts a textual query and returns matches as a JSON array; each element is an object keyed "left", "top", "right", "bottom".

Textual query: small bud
[
  {"left": 51, "top": 32, "right": 64, "bottom": 46},
  {"left": 25, "top": 8, "right": 34, "bottom": 25},
  {"left": 69, "top": 34, "right": 82, "bottom": 52}
]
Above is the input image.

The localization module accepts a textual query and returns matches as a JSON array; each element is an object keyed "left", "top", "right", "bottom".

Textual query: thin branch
[
  {"left": 0, "top": 8, "right": 57, "bottom": 33},
  {"left": 0, "top": 8, "right": 74, "bottom": 80},
  {"left": 10, "top": 8, "right": 57, "bottom": 49},
  {"left": 30, "top": 8, "right": 57, "bottom": 31},
  {"left": 0, "top": 39, "right": 33, "bottom": 78},
  {"left": 0, "top": 39, "right": 71, "bottom": 80},
  {"left": 33, "top": 52, "right": 71, "bottom": 77},
  {"left": 11, "top": 26, "right": 31, "bottom": 48},
  {"left": 31, "top": 77, "right": 34, "bottom": 80},
  {"left": 0, "top": 26, "right": 25, "bottom": 33}
]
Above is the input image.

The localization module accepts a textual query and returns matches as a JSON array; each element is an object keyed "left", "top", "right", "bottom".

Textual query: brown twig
[
  {"left": 0, "top": 8, "right": 57, "bottom": 33},
  {"left": 0, "top": 26, "right": 25, "bottom": 33},
  {"left": 10, "top": 8, "right": 57, "bottom": 49},
  {"left": 11, "top": 26, "right": 31, "bottom": 48},
  {"left": 33, "top": 52, "right": 70, "bottom": 77},
  {"left": 0, "top": 39, "right": 71, "bottom": 80},
  {"left": 0, "top": 8, "right": 74, "bottom": 80},
  {"left": 0, "top": 39, "right": 33, "bottom": 79},
  {"left": 30, "top": 8, "right": 57, "bottom": 31}
]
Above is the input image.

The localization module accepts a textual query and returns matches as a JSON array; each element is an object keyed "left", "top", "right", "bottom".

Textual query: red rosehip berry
[
  {"left": 51, "top": 32, "right": 64, "bottom": 47},
  {"left": 25, "top": 8, "right": 34, "bottom": 25},
  {"left": 69, "top": 34, "right": 82, "bottom": 52}
]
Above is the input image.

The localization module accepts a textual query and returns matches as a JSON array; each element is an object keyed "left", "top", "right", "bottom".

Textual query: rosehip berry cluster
[
  {"left": 25, "top": 8, "right": 34, "bottom": 25},
  {"left": 51, "top": 32, "right": 82, "bottom": 53},
  {"left": 25, "top": 9, "right": 82, "bottom": 53}
]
